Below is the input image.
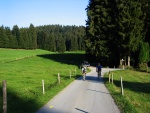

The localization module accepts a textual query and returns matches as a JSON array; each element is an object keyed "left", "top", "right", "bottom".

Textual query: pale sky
[{"left": 0, "top": 0, "right": 89, "bottom": 28}]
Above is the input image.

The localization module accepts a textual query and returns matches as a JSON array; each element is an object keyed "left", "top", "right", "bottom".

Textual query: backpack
[
  {"left": 97, "top": 66, "right": 102, "bottom": 71},
  {"left": 82, "top": 67, "right": 86, "bottom": 73}
]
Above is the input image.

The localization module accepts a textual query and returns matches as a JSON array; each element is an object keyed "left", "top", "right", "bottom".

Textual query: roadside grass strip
[{"left": 104, "top": 70, "right": 150, "bottom": 113}]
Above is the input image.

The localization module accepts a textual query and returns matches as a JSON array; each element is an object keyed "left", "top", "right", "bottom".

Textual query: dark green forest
[
  {"left": 0, "top": 24, "right": 86, "bottom": 52},
  {"left": 0, "top": 0, "right": 150, "bottom": 68},
  {"left": 86, "top": 0, "right": 150, "bottom": 67}
]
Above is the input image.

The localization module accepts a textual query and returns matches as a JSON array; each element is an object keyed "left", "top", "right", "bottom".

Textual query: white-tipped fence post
[
  {"left": 109, "top": 74, "right": 110, "bottom": 83},
  {"left": 111, "top": 73, "right": 113, "bottom": 84},
  {"left": 42, "top": 80, "right": 45, "bottom": 94},
  {"left": 70, "top": 70, "right": 71, "bottom": 79},
  {"left": 120, "top": 76, "right": 124, "bottom": 95},
  {"left": 2, "top": 80, "right": 7, "bottom": 113},
  {"left": 58, "top": 73, "right": 60, "bottom": 84}
]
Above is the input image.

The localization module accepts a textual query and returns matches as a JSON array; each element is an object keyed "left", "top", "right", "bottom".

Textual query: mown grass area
[
  {"left": 0, "top": 49, "right": 87, "bottom": 113},
  {"left": 0, "top": 48, "right": 52, "bottom": 63},
  {"left": 103, "top": 70, "right": 150, "bottom": 113}
]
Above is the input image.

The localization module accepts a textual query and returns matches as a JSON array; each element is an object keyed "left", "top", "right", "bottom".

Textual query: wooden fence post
[
  {"left": 70, "top": 70, "right": 71, "bottom": 79},
  {"left": 109, "top": 74, "right": 110, "bottom": 83},
  {"left": 2, "top": 80, "right": 7, "bottom": 113},
  {"left": 58, "top": 73, "right": 60, "bottom": 84},
  {"left": 120, "top": 76, "right": 124, "bottom": 95},
  {"left": 42, "top": 80, "right": 45, "bottom": 94},
  {"left": 111, "top": 73, "right": 113, "bottom": 84}
]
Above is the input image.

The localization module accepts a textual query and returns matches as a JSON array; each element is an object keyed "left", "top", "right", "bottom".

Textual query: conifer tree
[
  {"left": 43, "top": 32, "right": 50, "bottom": 50},
  {"left": 117, "top": 0, "right": 145, "bottom": 66},
  {"left": 138, "top": 42, "right": 150, "bottom": 64},
  {"left": 5, "top": 27, "right": 13, "bottom": 48},
  {"left": 12, "top": 25, "right": 20, "bottom": 48},
  {"left": 57, "top": 34, "right": 66, "bottom": 53},
  {"left": 29, "top": 24, "right": 37, "bottom": 49},
  {"left": 49, "top": 32, "right": 56, "bottom": 52},
  {"left": 0, "top": 26, "right": 5, "bottom": 48},
  {"left": 20, "top": 28, "right": 29, "bottom": 49},
  {"left": 86, "top": 0, "right": 111, "bottom": 63}
]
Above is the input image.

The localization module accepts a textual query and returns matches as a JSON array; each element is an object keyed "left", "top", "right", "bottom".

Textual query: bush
[
  {"left": 126, "top": 66, "right": 134, "bottom": 70},
  {"left": 138, "top": 63, "right": 148, "bottom": 71}
]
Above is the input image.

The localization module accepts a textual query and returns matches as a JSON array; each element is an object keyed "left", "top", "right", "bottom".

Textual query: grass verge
[{"left": 103, "top": 70, "right": 150, "bottom": 113}]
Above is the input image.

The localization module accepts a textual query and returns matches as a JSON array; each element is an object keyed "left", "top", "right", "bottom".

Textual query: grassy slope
[
  {"left": 104, "top": 70, "right": 150, "bottom": 113},
  {"left": 0, "top": 49, "right": 52, "bottom": 63},
  {"left": 0, "top": 49, "right": 86, "bottom": 113}
]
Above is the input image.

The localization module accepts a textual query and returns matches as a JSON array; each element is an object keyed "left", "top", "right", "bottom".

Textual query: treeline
[
  {"left": 0, "top": 24, "right": 86, "bottom": 52},
  {"left": 0, "top": 24, "right": 37, "bottom": 49},
  {"left": 86, "top": 0, "right": 150, "bottom": 67},
  {"left": 36, "top": 25, "right": 85, "bottom": 52}
]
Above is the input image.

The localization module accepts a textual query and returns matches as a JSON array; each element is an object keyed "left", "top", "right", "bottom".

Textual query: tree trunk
[
  {"left": 128, "top": 55, "right": 130, "bottom": 66},
  {"left": 120, "top": 59, "right": 122, "bottom": 66}
]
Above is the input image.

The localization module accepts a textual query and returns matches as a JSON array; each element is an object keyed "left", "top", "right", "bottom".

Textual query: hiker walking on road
[
  {"left": 96, "top": 63, "right": 102, "bottom": 79},
  {"left": 81, "top": 64, "right": 86, "bottom": 81}
]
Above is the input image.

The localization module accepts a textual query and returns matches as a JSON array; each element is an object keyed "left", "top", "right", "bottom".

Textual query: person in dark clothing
[{"left": 96, "top": 63, "right": 102, "bottom": 79}]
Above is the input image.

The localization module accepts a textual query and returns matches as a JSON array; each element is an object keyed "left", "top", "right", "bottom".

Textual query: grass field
[
  {"left": 104, "top": 70, "right": 150, "bottom": 113},
  {"left": 0, "top": 49, "right": 87, "bottom": 113},
  {"left": 0, "top": 48, "right": 53, "bottom": 63}
]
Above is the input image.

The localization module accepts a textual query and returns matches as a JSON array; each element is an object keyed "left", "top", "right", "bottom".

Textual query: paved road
[{"left": 36, "top": 67, "right": 120, "bottom": 113}]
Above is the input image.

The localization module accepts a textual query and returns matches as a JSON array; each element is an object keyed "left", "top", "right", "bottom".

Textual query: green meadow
[
  {"left": 104, "top": 70, "right": 150, "bottom": 113},
  {"left": 0, "top": 49, "right": 86, "bottom": 113},
  {"left": 1, "top": 49, "right": 149, "bottom": 113}
]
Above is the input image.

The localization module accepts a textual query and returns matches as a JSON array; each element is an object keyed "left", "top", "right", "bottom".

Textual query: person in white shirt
[{"left": 81, "top": 64, "right": 86, "bottom": 81}]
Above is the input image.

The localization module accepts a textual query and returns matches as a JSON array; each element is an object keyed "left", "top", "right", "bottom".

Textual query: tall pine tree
[{"left": 29, "top": 24, "right": 37, "bottom": 49}]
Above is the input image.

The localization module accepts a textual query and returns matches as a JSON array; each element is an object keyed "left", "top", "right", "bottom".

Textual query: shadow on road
[
  {"left": 76, "top": 75, "right": 104, "bottom": 84},
  {"left": 75, "top": 108, "right": 88, "bottom": 113}
]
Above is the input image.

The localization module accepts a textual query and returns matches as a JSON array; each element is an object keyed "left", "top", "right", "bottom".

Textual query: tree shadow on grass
[
  {"left": 103, "top": 78, "right": 150, "bottom": 94},
  {"left": 116, "top": 80, "right": 150, "bottom": 94},
  {"left": 0, "top": 87, "right": 40, "bottom": 113},
  {"left": 37, "top": 53, "right": 88, "bottom": 67}
]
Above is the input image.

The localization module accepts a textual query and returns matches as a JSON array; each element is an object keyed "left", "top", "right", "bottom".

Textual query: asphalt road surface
[{"left": 36, "top": 67, "right": 120, "bottom": 113}]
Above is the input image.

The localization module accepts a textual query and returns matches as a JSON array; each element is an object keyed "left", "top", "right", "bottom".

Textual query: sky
[{"left": 0, "top": 0, "right": 89, "bottom": 29}]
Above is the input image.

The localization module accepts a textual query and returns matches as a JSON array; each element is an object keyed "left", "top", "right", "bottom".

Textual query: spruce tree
[
  {"left": 57, "top": 34, "right": 66, "bottom": 53},
  {"left": 117, "top": 0, "right": 145, "bottom": 66},
  {"left": 43, "top": 33, "right": 49, "bottom": 50},
  {"left": 0, "top": 26, "right": 5, "bottom": 48},
  {"left": 29, "top": 24, "right": 37, "bottom": 49},
  {"left": 20, "top": 28, "right": 29, "bottom": 49},
  {"left": 138, "top": 42, "right": 150, "bottom": 64},
  {"left": 5, "top": 27, "right": 13, "bottom": 48},
  {"left": 86, "top": 0, "right": 112, "bottom": 63},
  {"left": 12, "top": 25, "right": 21, "bottom": 48},
  {"left": 86, "top": 0, "right": 146, "bottom": 67},
  {"left": 49, "top": 32, "right": 56, "bottom": 52}
]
